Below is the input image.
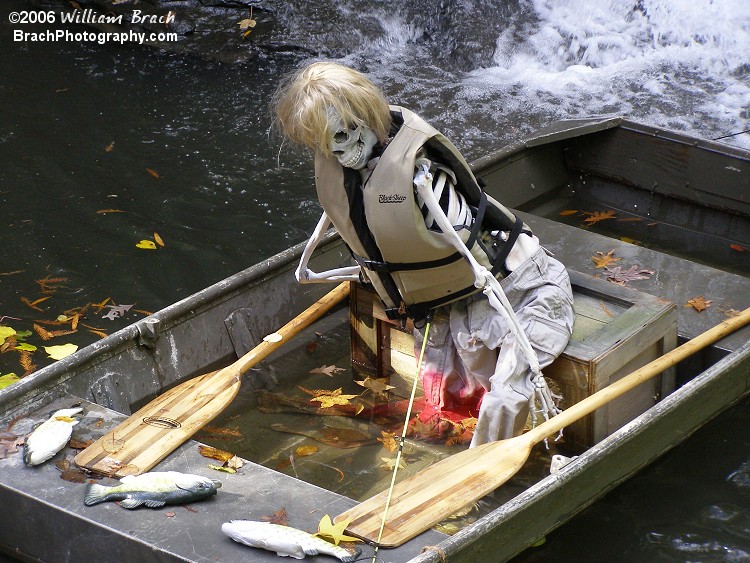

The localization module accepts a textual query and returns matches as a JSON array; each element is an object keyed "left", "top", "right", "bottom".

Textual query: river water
[{"left": 2, "top": 0, "right": 749, "bottom": 560}]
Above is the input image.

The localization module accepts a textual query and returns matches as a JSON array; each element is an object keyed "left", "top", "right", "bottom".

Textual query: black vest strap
[{"left": 491, "top": 215, "right": 525, "bottom": 277}]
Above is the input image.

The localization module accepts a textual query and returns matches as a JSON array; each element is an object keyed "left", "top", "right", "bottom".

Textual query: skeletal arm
[{"left": 294, "top": 211, "right": 362, "bottom": 283}]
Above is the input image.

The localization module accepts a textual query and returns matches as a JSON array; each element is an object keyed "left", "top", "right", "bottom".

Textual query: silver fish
[
  {"left": 84, "top": 471, "right": 221, "bottom": 509},
  {"left": 23, "top": 407, "right": 83, "bottom": 466},
  {"left": 221, "top": 520, "right": 361, "bottom": 562}
]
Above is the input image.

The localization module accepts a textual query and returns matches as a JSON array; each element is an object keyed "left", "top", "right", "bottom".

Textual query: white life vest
[{"left": 314, "top": 106, "right": 527, "bottom": 320}]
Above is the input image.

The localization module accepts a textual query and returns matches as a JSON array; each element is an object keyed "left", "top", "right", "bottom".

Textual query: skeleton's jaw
[{"left": 337, "top": 142, "right": 367, "bottom": 169}]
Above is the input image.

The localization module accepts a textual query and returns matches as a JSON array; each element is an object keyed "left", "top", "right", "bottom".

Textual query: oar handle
[
  {"left": 525, "top": 306, "right": 750, "bottom": 445},
  {"left": 215, "top": 282, "right": 350, "bottom": 384}
]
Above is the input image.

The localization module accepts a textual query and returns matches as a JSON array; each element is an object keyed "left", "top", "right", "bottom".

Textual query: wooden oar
[
  {"left": 75, "top": 282, "right": 349, "bottom": 478},
  {"left": 336, "top": 306, "right": 750, "bottom": 547}
]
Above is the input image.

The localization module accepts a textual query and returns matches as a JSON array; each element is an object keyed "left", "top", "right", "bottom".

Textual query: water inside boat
[
  {"left": 518, "top": 177, "right": 750, "bottom": 278},
  {"left": 197, "top": 308, "right": 562, "bottom": 534}
]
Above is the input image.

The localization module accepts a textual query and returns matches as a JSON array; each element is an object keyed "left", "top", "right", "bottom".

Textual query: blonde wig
[{"left": 272, "top": 62, "right": 392, "bottom": 155}]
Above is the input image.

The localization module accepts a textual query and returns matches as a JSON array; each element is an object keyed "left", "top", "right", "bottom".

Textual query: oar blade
[
  {"left": 74, "top": 368, "right": 241, "bottom": 477},
  {"left": 336, "top": 436, "right": 533, "bottom": 547}
]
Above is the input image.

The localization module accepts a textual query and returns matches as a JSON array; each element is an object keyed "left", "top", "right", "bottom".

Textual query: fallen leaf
[
  {"left": 582, "top": 210, "right": 617, "bottom": 225},
  {"left": 262, "top": 507, "right": 288, "bottom": 526},
  {"left": 295, "top": 445, "right": 319, "bottom": 457},
  {"left": 604, "top": 265, "right": 654, "bottom": 283},
  {"left": 136, "top": 240, "right": 157, "bottom": 250},
  {"left": 617, "top": 217, "right": 645, "bottom": 222},
  {"left": 153, "top": 232, "right": 165, "bottom": 247},
  {"left": 227, "top": 456, "right": 244, "bottom": 470},
  {"left": 146, "top": 168, "right": 161, "bottom": 179},
  {"left": 558, "top": 210, "right": 578, "bottom": 216},
  {"left": 730, "top": 244, "right": 746, "bottom": 252},
  {"left": 0, "top": 327, "right": 16, "bottom": 344},
  {"left": 208, "top": 464, "right": 236, "bottom": 474},
  {"left": 102, "top": 304, "right": 133, "bottom": 321},
  {"left": 308, "top": 388, "right": 359, "bottom": 408},
  {"left": 685, "top": 296, "right": 712, "bottom": 312},
  {"left": 310, "top": 364, "right": 345, "bottom": 377},
  {"left": 378, "top": 431, "right": 399, "bottom": 453},
  {"left": 96, "top": 209, "right": 124, "bottom": 214},
  {"left": 355, "top": 376, "right": 396, "bottom": 395},
  {"left": 15, "top": 343, "right": 36, "bottom": 352},
  {"left": 591, "top": 249, "right": 621, "bottom": 269},
  {"left": 380, "top": 456, "right": 407, "bottom": 471},
  {"left": 0, "top": 373, "right": 19, "bottom": 390},
  {"left": 33, "top": 324, "right": 76, "bottom": 340},
  {"left": 198, "top": 445, "right": 234, "bottom": 463},
  {"left": 21, "top": 296, "right": 48, "bottom": 312},
  {"left": 238, "top": 17, "right": 256, "bottom": 30},
  {"left": 44, "top": 343, "right": 78, "bottom": 360},
  {"left": 69, "top": 438, "right": 93, "bottom": 449},
  {"left": 315, "top": 515, "right": 361, "bottom": 545},
  {"left": 104, "top": 141, "right": 115, "bottom": 153},
  {"left": 165, "top": 512, "right": 176, "bottom": 518}
]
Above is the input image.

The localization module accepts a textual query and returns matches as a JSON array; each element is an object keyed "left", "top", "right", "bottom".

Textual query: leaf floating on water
[
  {"left": 102, "top": 304, "right": 133, "bottom": 321},
  {"left": 730, "top": 244, "right": 746, "bottom": 252},
  {"left": 582, "top": 210, "right": 617, "bottom": 225},
  {"left": 153, "top": 232, "right": 165, "bottom": 247},
  {"left": 145, "top": 168, "right": 161, "bottom": 179},
  {"left": 380, "top": 456, "right": 407, "bottom": 471},
  {"left": 378, "top": 431, "right": 398, "bottom": 453},
  {"left": 0, "top": 327, "right": 16, "bottom": 344},
  {"left": 96, "top": 209, "right": 124, "bottom": 214},
  {"left": 44, "top": 343, "right": 78, "bottom": 360},
  {"left": 315, "top": 514, "right": 361, "bottom": 545},
  {"left": 591, "top": 249, "right": 620, "bottom": 269},
  {"left": 0, "top": 373, "right": 20, "bottom": 390},
  {"left": 685, "top": 296, "right": 713, "bottom": 312},
  {"left": 136, "top": 239, "right": 157, "bottom": 250},
  {"left": 558, "top": 210, "right": 578, "bottom": 216},
  {"left": 34, "top": 324, "right": 76, "bottom": 340},
  {"left": 310, "top": 364, "right": 345, "bottom": 377},
  {"left": 355, "top": 376, "right": 396, "bottom": 395},
  {"left": 104, "top": 141, "right": 115, "bottom": 153},
  {"left": 308, "top": 388, "right": 359, "bottom": 408}
]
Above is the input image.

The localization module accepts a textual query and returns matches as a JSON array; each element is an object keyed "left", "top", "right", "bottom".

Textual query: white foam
[{"left": 461, "top": 0, "right": 750, "bottom": 148}]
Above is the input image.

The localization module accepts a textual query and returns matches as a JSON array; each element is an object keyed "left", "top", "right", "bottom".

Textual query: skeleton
[
  {"left": 328, "top": 108, "right": 378, "bottom": 171},
  {"left": 295, "top": 120, "right": 562, "bottom": 442}
]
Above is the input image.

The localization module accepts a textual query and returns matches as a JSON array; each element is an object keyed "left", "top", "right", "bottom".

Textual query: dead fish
[
  {"left": 84, "top": 471, "right": 221, "bottom": 509},
  {"left": 221, "top": 520, "right": 361, "bottom": 561},
  {"left": 23, "top": 407, "right": 83, "bottom": 466}
]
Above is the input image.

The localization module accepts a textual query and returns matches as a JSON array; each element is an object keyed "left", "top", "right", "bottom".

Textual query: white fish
[
  {"left": 221, "top": 520, "right": 361, "bottom": 561},
  {"left": 84, "top": 471, "right": 221, "bottom": 509},
  {"left": 23, "top": 407, "right": 83, "bottom": 466}
]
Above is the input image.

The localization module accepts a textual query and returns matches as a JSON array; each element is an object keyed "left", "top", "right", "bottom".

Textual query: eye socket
[{"left": 333, "top": 130, "right": 349, "bottom": 143}]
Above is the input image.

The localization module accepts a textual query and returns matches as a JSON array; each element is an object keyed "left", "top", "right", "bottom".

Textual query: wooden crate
[{"left": 349, "top": 270, "right": 678, "bottom": 452}]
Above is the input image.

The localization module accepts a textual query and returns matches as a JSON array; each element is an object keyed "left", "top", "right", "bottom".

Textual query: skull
[{"left": 328, "top": 113, "right": 378, "bottom": 170}]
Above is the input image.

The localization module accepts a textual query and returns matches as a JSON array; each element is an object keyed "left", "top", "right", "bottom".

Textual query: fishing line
[
  {"left": 713, "top": 128, "right": 750, "bottom": 140},
  {"left": 370, "top": 317, "right": 432, "bottom": 563}
]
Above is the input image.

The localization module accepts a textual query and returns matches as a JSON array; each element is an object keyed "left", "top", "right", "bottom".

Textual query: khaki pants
[{"left": 413, "top": 247, "right": 575, "bottom": 446}]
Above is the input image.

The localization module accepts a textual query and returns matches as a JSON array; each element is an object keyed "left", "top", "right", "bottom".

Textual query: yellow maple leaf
[
  {"left": 355, "top": 376, "right": 396, "bottom": 395},
  {"left": 315, "top": 514, "right": 361, "bottom": 545},
  {"left": 591, "top": 249, "right": 621, "bottom": 269},
  {"left": 380, "top": 456, "right": 407, "bottom": 470},
  {"left": 308, "top": 388, "right": 358, "bottom": 408},
  {"left": 378, "top": 431, "right": 399, "bottom": 453}
]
